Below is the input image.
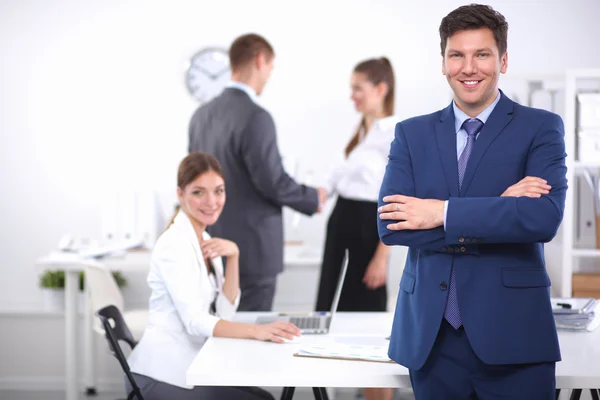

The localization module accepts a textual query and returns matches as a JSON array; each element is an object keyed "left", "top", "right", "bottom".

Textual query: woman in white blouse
[
  {"left": 315, "top": 57, "right": 396, "bottom": 400},
  {"left": 127, "top": 152, "right": 300, "bottom": 400}
]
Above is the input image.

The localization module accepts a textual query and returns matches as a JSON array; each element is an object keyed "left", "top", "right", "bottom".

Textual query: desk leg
[
  {"left": 591, "top": 389, "right": 600, "bottom": 400},
  {"left": 65, "top": 270, "right": 79, "bottom": 400},
  {"left": 556, "top": 389, "right": 560, "bottom": 400},
  {"left": 312, "top": 387, "right": 329, "bottom": 400},
  {"left": 569, "top": 389, "right": 582, "bottom": 400},
  {"left": 280, "top": 387, "right": 295, "bottom": 400},
  {"left": 83, "top": 284, "right": 97, "bottom": 395}
]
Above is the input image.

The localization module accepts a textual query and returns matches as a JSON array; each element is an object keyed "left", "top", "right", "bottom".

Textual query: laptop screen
[{"left": 329, "top": 249, "right": 349, "bottom": 315}]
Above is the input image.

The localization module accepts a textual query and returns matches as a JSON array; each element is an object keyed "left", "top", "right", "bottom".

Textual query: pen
[{"left": 556, "top": 302, "right": 572, "bottom": 309}]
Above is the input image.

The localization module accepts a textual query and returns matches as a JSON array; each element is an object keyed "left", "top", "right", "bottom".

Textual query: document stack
[{"left": 552, "top": 297, "right": 600, "bottom": 332}]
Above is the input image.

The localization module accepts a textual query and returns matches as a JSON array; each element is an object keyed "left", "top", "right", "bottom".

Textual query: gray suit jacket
[{"left": 188, "top": 88, "right": 319, "bottom": 279}]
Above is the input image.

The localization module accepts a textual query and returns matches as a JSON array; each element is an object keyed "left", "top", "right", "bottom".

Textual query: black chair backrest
[{"left": 96, "top": 305, "right": 143, "bottom": 400}]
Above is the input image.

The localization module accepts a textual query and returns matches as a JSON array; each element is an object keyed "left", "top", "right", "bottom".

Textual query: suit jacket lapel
[
  {"left": 460, "top": 91, "right": 515, "bottom": 194},
  {"left": 436, "top": 104, "right": 460, "bottom": 198}
]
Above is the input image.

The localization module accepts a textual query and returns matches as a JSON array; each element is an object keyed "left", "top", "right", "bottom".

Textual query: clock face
[{"left": 185, "top": 47, "right": 230, "bottom": 103}]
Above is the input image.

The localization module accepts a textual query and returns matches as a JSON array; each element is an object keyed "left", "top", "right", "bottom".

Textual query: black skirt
[{"left": 315, "top": 196, "right": 387, "bottom": 312}]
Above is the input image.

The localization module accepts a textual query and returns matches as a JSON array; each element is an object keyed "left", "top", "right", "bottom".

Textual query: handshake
[{"left": 316, "top": 187, "right": 328, "bottom": 213}]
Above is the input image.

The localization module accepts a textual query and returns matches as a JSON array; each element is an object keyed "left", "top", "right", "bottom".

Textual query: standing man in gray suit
[{"left": 189, "top": 33, "right": 327, "bottom": 311}]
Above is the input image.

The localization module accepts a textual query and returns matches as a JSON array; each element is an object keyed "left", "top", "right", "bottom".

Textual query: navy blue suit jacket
[{"left": 378, "top": 91, "right": 567, "bottom": 369}]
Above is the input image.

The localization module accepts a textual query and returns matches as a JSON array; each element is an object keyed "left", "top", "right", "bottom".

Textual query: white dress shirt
[
  {"left": 128, "top": 211, "right": 240, "bottom": 389},
  {"left": 444, "top": 91, "right": 501, "bottom": 227},
  {"left": 325, "top": 115, "right": 398, "bottom": 202},
  {"left": 226, "top": 80, "right": 257, "bottom": 103}
]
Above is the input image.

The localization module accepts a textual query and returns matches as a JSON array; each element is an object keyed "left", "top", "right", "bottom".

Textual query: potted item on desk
[{"left": 39, "top": 270, "right": 127, "bottom": 312}]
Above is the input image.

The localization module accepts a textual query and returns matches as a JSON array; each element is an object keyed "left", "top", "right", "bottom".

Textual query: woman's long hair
[{"left": 345, "top": 57, "right": 395, "bottom": 157}]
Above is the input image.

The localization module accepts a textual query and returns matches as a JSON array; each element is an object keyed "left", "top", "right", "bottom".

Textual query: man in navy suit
[{"left": 377, "top": 4, "right": 567, "bottom": 399}]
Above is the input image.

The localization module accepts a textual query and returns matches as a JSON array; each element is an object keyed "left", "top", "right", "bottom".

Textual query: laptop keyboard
[{"left": 290, "top": 316, "right": 321, "bottom": 330}]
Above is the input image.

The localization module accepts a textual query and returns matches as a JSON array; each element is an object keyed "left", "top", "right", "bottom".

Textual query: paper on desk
[
  {"left": 295, "top": 343, "right": 394, "bottom": 363},
  {"left": 555, "top": 300, "right": 600, "bottom": 332}
]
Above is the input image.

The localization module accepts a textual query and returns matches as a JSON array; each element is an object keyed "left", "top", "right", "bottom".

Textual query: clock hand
[
  {"left": 214, "top": 66, "right": 231, "bottom": 78},
  {"left": 191, "top": 64, "right": 218, "bottom": 79}
]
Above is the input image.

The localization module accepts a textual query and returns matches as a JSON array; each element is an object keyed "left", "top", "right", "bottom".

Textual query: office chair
[
  {"left": 85, "top": 263, "right": 148, "bottom": 340},
  {"left": 97, "top": 305, "right": 144, "bottom": 400}
]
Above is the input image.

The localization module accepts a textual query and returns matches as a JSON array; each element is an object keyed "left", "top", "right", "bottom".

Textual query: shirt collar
[
  {"left": 453, "top": 90, "right": 501, "bottom": 133},
  {"left": 373, "top": 115, "right": 398, "bottom": 131},
  {"left": 226, "top": 80, "right": 258, "bottom": 103},
  {"left": 173, "top": 209, "right": 210, "bottom": 243}
]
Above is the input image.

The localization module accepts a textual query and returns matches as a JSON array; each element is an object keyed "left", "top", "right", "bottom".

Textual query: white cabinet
[{"left": 560, "top": 69, "right": 600, "bottom": 297}]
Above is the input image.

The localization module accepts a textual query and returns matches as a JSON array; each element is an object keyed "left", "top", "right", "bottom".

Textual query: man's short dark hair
[
  {"left": 229, "top": 33, "right": 274, "bottom": 72},
  {"left": 439, "top": 4, "right": 508, "bottom": 56}
]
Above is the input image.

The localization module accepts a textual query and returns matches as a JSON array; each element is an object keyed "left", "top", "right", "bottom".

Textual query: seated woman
[{"left": 127, "top": 152, "right": 300, "bottom": 400}]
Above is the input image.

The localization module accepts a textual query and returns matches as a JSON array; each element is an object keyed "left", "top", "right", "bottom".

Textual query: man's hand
[
  {"left": 316, "top": 187, "right": 327, "bottom": 212},
  {"left": 502, "top": 176, "right": 551, "bottom": 198},
  {"left": 378, "top": 195, "right": 445, "bottom": 231}
]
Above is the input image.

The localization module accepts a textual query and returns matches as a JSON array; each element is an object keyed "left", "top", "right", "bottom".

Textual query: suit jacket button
[
  {"left": 458, "top": 237, "right": 465, "bottom": 243},
  {"left": 465, "top": 238, "right": 471, "bottom": 244},
  {"left": 441, "top": 247, "right": 448, "bottom": 252},
  {"left": 440, "top": 282, "right": 448, "bottom": 291},
  {"left": 460, "top": 246, "right": 467, "bottom": 253}
]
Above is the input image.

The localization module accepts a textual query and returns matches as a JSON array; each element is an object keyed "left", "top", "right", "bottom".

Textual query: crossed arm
[{"left": 377, "top": 117, "right": 567, "bottom": 249}]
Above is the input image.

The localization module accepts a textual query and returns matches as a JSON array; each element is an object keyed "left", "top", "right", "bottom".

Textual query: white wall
[{"left": 2, "top": 0, "right": 600, "bottom": 310}]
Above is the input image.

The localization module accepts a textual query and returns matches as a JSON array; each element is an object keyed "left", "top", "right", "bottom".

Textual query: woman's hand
[
  {"left": 251, "top": 321, "right": 301, "bottom": 344},
  {"left": 362, "top": 257, "right": 387, "bottom": 289},
  {"left": 200, "top": 238, "right": 239, "bottom": 259}
]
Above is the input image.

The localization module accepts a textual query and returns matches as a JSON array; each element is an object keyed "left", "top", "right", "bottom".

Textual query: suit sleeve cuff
[{"left": 443, "top": 200, "right": 448, "bottom": 231}]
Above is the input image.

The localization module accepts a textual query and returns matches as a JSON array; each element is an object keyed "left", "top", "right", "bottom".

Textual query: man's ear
[
  {"left": 500, "top": 51, "right": 508, "bottom": 74},
  {"left": 255, "top": 52, "right": 266, "bottom": 70}
]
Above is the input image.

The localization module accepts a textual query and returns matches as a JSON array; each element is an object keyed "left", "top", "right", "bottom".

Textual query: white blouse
[
  {"left": 128, "top": 211, "right": 240, "bottom": 389},
  {"left": 324, "top": 115, "right": 398, "bottom": 202}
]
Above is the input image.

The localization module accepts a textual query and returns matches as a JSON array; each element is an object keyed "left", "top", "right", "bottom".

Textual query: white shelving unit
[{"left": 560, "top": 69, "right": 600, "bottom": 297}]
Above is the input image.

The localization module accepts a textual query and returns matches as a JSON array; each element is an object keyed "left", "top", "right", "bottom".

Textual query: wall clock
[{"left": 185, "top": 47, "right": 230, "bottom": 103}]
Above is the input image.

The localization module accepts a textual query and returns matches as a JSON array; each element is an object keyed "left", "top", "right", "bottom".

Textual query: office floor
[{"left": 0, "top": 388, "right": 416, "bottom": 400}]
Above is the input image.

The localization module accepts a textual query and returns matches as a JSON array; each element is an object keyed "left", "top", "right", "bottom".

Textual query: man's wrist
[{"left": 437, "top": 200, "right": 446, "bottom": 227}]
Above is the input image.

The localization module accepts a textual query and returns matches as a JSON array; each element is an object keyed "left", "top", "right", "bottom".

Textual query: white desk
[
  {"left": 187, "top": 312, "right": 600, "bottom": 398},
  {"left": 35, "top": 245, "right": 322, "bottom": 400},
  {"left": 35, "top": 250, "right": 151, "bottom": 400}
]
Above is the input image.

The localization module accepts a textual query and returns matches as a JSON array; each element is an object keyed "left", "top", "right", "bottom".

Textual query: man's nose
[{"left": 462, "top": 56, "right": 477, "bottom": 74}]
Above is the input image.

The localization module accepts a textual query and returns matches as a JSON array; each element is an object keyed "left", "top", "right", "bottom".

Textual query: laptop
[{"left": 255, "top": 249, "right": 349, "bottom": 334}]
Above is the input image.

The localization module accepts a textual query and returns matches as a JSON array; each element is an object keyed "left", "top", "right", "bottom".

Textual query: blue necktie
[{"left": 444, "top": 118, "right": 484, "bottom": 329}]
